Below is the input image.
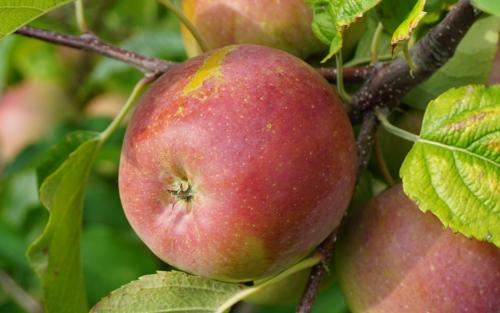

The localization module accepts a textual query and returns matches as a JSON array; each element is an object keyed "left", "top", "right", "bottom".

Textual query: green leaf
[
  {"left": 404, "top": 16, "right": 500, "bottom": 109},
  {"left": 0, "top": 0, "right": 73, "bottom": 40},
  {"left": 308, "top": 0, "right": 382, "bottom": 61},
  {"left": 390, "top": 0, "right": 426, "bottom": 49},
  {"left": 472, "top": 0, "right": 500, "bottom": 16},
  {"left": 346, "top": 11, "right": 392, "bottom": 66},
  {"left": 28, "top": 131, "right": 100, "bottom": 313},
  {"left": 400, "top": 85, "right": 500, "bottom": 248},
  {"left": 90, "top": 29, "right": 186, "bottom": 89},
  {"left": 91, "top": 255, "right": 322, "bottom": 313}
]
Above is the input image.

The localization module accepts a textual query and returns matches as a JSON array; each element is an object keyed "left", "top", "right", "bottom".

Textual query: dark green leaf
[{"left": 82, "top": 226, "right": 159, "bottom": 305}]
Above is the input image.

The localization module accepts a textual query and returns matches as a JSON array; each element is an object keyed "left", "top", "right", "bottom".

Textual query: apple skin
[
  {"left": 335, "top": 184, "right": 500, "bottom": 313},
  {"left": 181, "top": 0, "right": 325, "bottom": 59},
  {"left": 119, "top": 45, "right": 357, "bottom": 282},
  {"left": 0, "top": 80, "right": 67, "bottom": 163}
]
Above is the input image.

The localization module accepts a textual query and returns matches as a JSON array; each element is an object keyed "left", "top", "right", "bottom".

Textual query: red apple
[
  {"left": 335, "top": 184, "right": 500, "bottom": 313},
  {"left": 119, "top": 45, "right": 357, "bottom": 282},
  {"left": 181, "top": 0, "right": 325, "bottom": 59},
  {"left": 0, "top": 80, "right": 67, "bottom": 164}
]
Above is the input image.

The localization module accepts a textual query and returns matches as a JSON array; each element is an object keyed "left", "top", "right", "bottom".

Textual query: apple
[
  {"left": 0, "top": 80, "right": 67, "bottom": 164},
  {"left": 119, "top": 45, "right": 357, "bottom": 282},
  {"left": 181, "top": 0, "right": 325, "bottom": 59},
  {"left": 335, "top": 184, "right": 500, "bottom": 313}
]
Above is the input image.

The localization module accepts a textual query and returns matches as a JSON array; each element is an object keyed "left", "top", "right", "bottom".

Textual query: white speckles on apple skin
[{"left": 119, "top": 45, "right": 357, "bottom": 282}]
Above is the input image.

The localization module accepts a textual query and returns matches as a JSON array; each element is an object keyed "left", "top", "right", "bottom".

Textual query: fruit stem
[
  {"left": 99, "top": 77, "right": 152, "bottom": 145},
  {"left": 336, "top": 53, "right": 352, "bottom": 103},
  {"left": 375, "top": 110, "right": 419, "bottom": 143},
  {"left": 374, "top": 135, "right": 396, "bottom": 186},
  {"left": 158, "top": 0, "right": 210, "bottom": 53},
  {"left": 370, "top": 22, "right": 384, "bottom": 64},
  {"left": 75, "top": 0, "right": 89, "bottom": 34}
]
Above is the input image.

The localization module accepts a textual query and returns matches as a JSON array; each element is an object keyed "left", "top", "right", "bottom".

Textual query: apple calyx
[{"left": 167, "top": 179, "right": 194, "bottom": 203}]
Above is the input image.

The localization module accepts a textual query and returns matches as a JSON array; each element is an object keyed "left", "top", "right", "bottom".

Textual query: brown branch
[
  {"left": 296, "top": 1, "right": 482, "bottom": 312},
  {"left": 316, "top": 66, "right": 373, "bottom": 83},
  {"left": 15, "top": 26, "right": 370, "bottom": 83},
  {"left": 350, "top": 0, "right": 481, "bottom": 122},
  {"left": 14, "top": 26, "right": 175, "bottom": 76}
]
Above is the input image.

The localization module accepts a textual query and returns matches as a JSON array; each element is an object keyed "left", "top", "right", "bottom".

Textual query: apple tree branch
[{"left": 296, "top": 1, "right": 482, "bottom": 313}]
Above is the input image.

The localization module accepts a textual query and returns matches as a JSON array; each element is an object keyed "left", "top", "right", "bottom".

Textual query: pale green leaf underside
[
  {"left": 91, "top": 255, "right": 322, "bottom": 313},
  {"left": 29, "top": 132, "right": 100, "bottom": 313},
  {"left": 472, "top": 0, "right": 500, "bottom": 16},
  {"left": 308, "top": 0, "right": 381, "bottom": 60},
  {"left": 401, "top": 85, "right": 500, "bottom": 247},
  {"left": 391, "top": 0, "right": 426, "bottom": 47},
  {"left": 404, "top": 16, "right": 500, "bottom": 109},
  {"left": 0, "top": 0, "right": 73, "bottom": 40}
]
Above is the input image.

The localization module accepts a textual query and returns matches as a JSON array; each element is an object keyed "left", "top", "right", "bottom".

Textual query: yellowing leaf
[{"left": 401, "top": 85, "right": 500, "bottom": 248}]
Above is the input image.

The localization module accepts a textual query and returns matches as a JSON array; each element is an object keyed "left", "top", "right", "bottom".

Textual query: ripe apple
[
  {"left": 0, "top": 80, "right": 67, "bottom": 164},
  {"left": 335, "top": 184, "right": 500, "bottom": 313},
  {"left": 181, "top": 0, "right": 325, "bottom": 59},
  {"left": 119, "top": 45, "right": 357, "bottom": 282}
]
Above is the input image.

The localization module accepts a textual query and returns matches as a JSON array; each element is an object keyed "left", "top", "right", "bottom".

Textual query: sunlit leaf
[{"left": 401, "top": 85, "right": 500, "bottom": 248}]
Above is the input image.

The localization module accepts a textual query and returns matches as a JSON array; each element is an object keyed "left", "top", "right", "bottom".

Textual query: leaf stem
[
  {"left": 216, "top": 254, "right": 322, "bottom": 313},
  {"left": 75, "top": 0, "right": 89, "bottom": 33},
  {"left": 99, "top": 77, "right": 153, "bottom": 144},
  {"left": 371, "top": 22, "right": 384, "bottom": 64},
  {"left": 375, "top": 110, "right": 419, "bottom": 143},
  {"left": 336, "top": 53, "right": 352, "bottom": 103},
  {"left": 158, "top": 0, "right": 209, "bottom": 53}
]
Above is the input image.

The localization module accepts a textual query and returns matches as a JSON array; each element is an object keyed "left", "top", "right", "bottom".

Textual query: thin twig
[
  {"left": 350, "top": 0, "right": 481, "bottom": 122},
  {"left": 296, "top": 1, "right": 482, "bottom": 312},
  {"left": 158, "top": 0, "right": 209, "bottom": 53},
  {"left": 14, "top": 26, "right": 175, "bottom": 76},
  {"left": 15, "top": 25, "right": 372, "bottom": 84},
  {"left": 316, "top": 66, "right": 373, "bottom": 83},
  {"left": 0, "top": 270, "right": 43, "bottom": 313},
  {"left": 295, "top": 230, "right": 338, "bottom": 313}
]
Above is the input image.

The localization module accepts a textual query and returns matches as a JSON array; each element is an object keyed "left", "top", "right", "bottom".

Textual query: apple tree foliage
[{"left": 0, "top": 1, "right": 498, "bottom": 313}]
